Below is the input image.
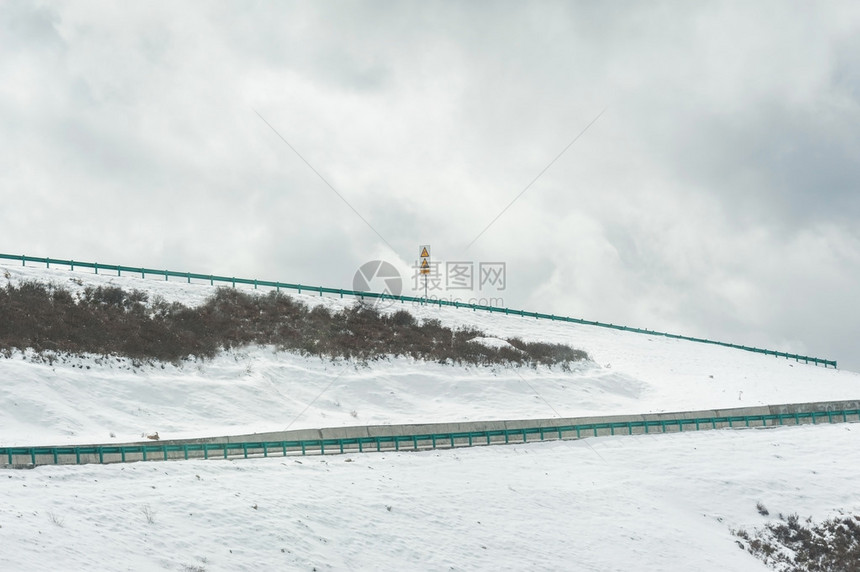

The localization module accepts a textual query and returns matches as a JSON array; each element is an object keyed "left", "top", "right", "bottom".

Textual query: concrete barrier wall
[
  {"left": 768, "top": 400, "right": 860, "bottom": 414},
  {"left": 216, "top": 401, "right": 857, "bottom": 443},
  {"left": 39, "top": 399, "right": 860, "bottom": 448}
]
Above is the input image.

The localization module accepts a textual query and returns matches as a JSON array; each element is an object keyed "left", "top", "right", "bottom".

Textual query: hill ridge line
[{"left": 0, "top": 252, "right": 837, "bottom": 368}]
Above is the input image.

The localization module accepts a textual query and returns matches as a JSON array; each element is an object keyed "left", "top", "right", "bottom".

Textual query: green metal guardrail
[
  {"left": 2, "top": 408, "right": 857, "bottom": 466},
  {"left": 0, "top": 253, "right": 837, "bottom": 368}
]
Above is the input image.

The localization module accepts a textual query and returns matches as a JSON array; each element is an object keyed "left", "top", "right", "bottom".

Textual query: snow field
[{"left": 1, "top": 423, "right": 858, "bottom": 571}]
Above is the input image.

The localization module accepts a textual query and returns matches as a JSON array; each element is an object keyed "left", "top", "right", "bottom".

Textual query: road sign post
[{"left": 419, "top": 245, "right": 430, "bottom": 301}]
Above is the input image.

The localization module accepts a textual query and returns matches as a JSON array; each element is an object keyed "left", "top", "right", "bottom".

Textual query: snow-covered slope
[
  {"left": 2, "top": 262, "right": 860, "bottom": 571},
  {"left": 1, "top": 263, "right": 858, "bottom": 447}
]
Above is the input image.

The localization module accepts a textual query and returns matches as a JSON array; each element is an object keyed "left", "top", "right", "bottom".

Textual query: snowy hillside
[
  {"left": 1, "top": 262, "right": 859, "bottom": 571},
  {"left": 1, "top": 263, "right": 858, "bottom": 447}
]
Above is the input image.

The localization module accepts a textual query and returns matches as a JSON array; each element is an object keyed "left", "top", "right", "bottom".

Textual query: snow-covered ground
[
  {"left": 1, "top": 262, "right": 859, "bottom": 571},
  {"left": 2, "top": 424, "right": 858, "bottom": 571}
]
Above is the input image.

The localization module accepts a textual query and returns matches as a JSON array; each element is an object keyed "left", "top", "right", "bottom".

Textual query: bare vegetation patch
[
  {"left": 733, "top": 510, "right": 860, "bottom": 571},
  {"left": 0, "top": 281, "right": 588, "bottom": 368}
]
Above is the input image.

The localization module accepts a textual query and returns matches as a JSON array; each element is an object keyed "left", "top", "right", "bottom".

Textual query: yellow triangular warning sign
[
  {"left": 421, "top": 259, "right": 430, "bottom": 268},
  {"left": 420, "top": 247, "right": 429, "bottom": 258}
]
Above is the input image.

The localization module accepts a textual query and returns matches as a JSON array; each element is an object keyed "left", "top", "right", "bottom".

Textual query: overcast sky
[{"left": 2, "top": 1, "right": 859, "bottom": 369}]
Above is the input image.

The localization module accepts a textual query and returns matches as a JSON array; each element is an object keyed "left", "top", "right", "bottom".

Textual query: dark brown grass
[
  {"left": 0, "top": 281, "right": 588, "bottom": 367},
  {"left": 734, "top": 510, "right": 860, "bottom": 571}
]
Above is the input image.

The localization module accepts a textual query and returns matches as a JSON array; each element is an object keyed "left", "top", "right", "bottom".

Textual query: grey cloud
[
  {"left": 663, "top": 102, "right": 860, "bottom": 229},
  {"left": 0, "top": 1, "right": 63, "bottom": 53}
]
